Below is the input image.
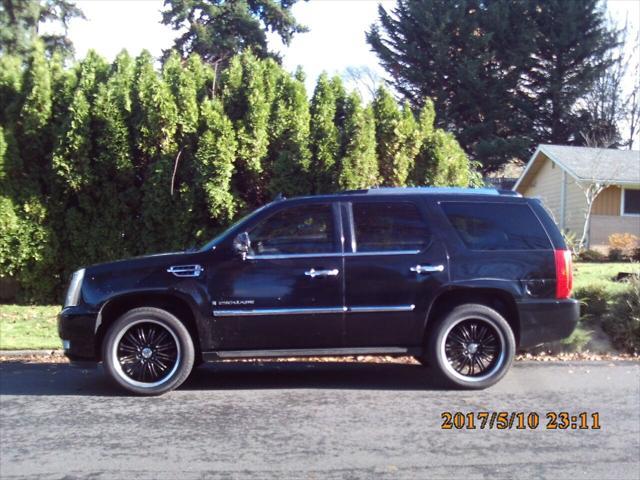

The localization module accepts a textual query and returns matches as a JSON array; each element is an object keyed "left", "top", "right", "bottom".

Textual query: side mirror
[{"left": 233, "top": 232, "right": 251, "bottom": 260}]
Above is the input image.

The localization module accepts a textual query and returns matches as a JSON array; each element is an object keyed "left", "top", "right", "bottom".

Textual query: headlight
[{"left": 64, "top": 268, "right": 85, "bottom": 307}]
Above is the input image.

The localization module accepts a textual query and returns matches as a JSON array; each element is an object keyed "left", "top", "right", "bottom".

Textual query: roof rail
[{"left": 337, "top": 187, "right": 522, "bottom": 197}]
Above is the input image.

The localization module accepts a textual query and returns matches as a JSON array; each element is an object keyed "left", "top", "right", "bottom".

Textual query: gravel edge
[{"left": 0, "top": 350, "right": 638, "bottom": 364}]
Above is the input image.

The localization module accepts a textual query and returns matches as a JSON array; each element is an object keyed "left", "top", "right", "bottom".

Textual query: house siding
[
  {"left": 589, "top": 214, "right": 640, "bottom": 248},
  {"left": 516, "top": 146, "right": 639, "bottom": 250},
  {"left": 520, "top": 155, "right": 587, "bottom": 236},
  {"left": 592, "top": 186, "right": 621, "bottom": 215},
  {"left": 564, "top": 178, "right": 587, "bottom": 236},
  {"left": 520, "top": 155, "right": 563, "bottom": 225}
]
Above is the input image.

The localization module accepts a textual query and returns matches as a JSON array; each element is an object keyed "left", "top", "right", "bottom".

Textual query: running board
[{"left": 202, "top": 346, "right": 420, "bottom": 361}]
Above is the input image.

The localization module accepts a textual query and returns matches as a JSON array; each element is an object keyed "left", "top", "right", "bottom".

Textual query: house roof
[{"left": 514, "top": 145, "right": 640, "bottom": 191}]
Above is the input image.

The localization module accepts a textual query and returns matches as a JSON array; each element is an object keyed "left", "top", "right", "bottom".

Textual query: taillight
[{"left": 554, "top": 249, "right": 573, "bottom": 299}]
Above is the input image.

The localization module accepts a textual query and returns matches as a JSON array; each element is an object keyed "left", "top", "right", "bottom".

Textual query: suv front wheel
[
  {"left": 428, "top": 303, "right": 515, "bottom": 389},
  {"left": 103, "top": 307, "right": 195, "bottom": 395}
]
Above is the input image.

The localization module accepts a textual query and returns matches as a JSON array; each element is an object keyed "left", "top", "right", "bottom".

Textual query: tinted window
[
  {"left": 353, "top": 202, "right": 429, "bottom": 252},
  {"left": 441, "top": 202, "right": 551, "bottom": 250},
  {"left": 250, "top": 204, "right": 336, "bottom": 255},
  {"left": 623, "top": 189, "right": 640, "bottom": 215}
]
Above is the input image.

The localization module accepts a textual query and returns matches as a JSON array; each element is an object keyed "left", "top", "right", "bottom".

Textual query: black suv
[{"left": 58, "top": 187, "right": 578, "bottom": 395}]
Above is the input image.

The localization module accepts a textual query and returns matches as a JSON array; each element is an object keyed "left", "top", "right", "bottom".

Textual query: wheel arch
[
  {"left": 424, "top": 287, "right": 521, "bottom": 347},
  {"left": 96, "top": 292, "right": 203, "bottom": 361}
]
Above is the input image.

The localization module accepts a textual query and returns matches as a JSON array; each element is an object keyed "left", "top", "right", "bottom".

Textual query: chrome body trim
[
  {"left": 245, "top": 250, "right": 420, "bottom": 260},
  {"left": 344, "top": 250, "right": 420, "bottom": 257},
  {"left": 349, "top": 305, "right": 415, "bottom": 313},
  {"left": 212, "top": 304, "right": 416, "bottom": 317},
  {"left": 213, "top": 306, "right": 347, "bottom": 317},
  {"left": 245, "top": 252, "right": 340, "bottom": 260},
  {"left": 212, "top": 346, "right": 410, "bottom": 359}
]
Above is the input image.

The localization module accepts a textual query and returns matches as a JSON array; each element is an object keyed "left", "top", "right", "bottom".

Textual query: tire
[
  {"left": 427, "top": 303, "right": 515, "bottom": 389},
  {"left": 103, "top": 307, "right": 195, "bottom": 396}
]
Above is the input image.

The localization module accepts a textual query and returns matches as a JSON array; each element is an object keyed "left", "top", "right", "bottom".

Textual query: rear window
[{"left": 440, "top": 202, "right": 551, "bottom": 250}]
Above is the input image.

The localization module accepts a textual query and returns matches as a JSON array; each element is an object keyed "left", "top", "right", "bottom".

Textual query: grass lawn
[
  {"left": 0, "top": 305, "right": 61, "bottom": 350},
  {"left": 573, "top": 261, "right": 639, "bottom": 296},
  {"left": 0, "top": 261, "right": 637, "bottom": 351}
]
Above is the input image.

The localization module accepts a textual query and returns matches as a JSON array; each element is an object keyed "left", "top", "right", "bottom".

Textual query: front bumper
[
  {"left": 517, "top": 298, "right": 579, "bottom": 348},
  {"left": 58, "top": 306, "right": 100, "bottom": 362}
]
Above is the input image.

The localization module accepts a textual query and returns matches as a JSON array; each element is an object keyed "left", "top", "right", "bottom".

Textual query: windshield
[{"left": 199, "top": 203, "right": 271, "bottom": 251}]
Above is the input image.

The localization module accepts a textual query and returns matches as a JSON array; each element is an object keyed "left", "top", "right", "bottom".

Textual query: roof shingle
[{"left": 539, "top": 145, "right": 640, "bottom": 184}]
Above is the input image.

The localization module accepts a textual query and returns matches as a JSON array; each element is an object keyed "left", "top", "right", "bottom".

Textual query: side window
[
  {"left": 352, "top": 202, "right": 429, "bottom": 252},
  {"left": 249, "top": 204, "right": 336, "bottom": 255},
  {"left": 622, "top": 188, "right": 640, "bottom": 215},
  {"left": 440, "top": 202, "right": 551, "bottom": 250}
]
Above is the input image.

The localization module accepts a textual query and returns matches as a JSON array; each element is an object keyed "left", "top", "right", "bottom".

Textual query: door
[
  {"left": 208, "top": 202, "right": 345, "bottom": 350},
  {"left": 343, "top": 200, "right": 448, "bottom": 347}
]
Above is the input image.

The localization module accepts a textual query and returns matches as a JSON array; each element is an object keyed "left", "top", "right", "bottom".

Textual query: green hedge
[{"left": 1, "top": 46, "right": 480, "bottom": 303}]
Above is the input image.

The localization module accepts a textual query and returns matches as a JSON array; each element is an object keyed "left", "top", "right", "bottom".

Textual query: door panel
[
  {"left": 207, "top": 202, "right": 345, "bottom": 350},
  {"left": 344, "top": 248, "right": 447, "bottom": 346},
  {"left": 208, "top": 255, "right": 344, "bottom": 349},
  {"left": 343, "top": 200, "right": 448, "bottom": 347}
]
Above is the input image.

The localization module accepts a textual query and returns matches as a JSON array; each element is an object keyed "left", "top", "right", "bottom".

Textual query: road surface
[{"left": 1, "top": 360, "right": 638, "bottom": 479}]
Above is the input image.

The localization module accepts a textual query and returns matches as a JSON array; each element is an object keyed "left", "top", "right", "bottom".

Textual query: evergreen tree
[
  {"left": 85, "top": 80, "right": 137, "bottom": 261},
  {"left": 108, "top": 50, "right": 135, "bottom": 115},
  {"left": 163, "top": 51, "right": 199, "bottom": 141},
  {"left": 367, "top": 0, "right": 619, "bottom": 171},
  {"left": 221, "top": 52, "right": 271, "bottom": 207},
  {"left": 372, "top": 86, "right": 419, "bottom": 186},
  {"left": 17, "top": 40, "right": 52, "bottom": 188},
  {"left": 161, "top": 0, "right": 306, "bottom": 65},
  {"left": 529, "top": 0, "right": 621, "bottom": 144},
  {"left": 194, "top": 99, "right": 237, "bottom": 239},
  {"left": 50, "top": 51, "right": 105, "bottom": 278},
  {"left": 309, "top": 73, "right": 339, "bottom": 193},
  {"left": 186, "top": 54, "right": 215, "bottom": 101},
  {"left": 411, "top": 99, "right": 481, "bottom": 187},
  {"left": 337, "top": 92, "right": 378, "bottom": 190},
  {"left": 130, "top": 51, "right": 189, "bottom": 253},
  {"left": 0, "top": 0, "right": 85, "bottom": 58},
  {"left": 0, "top": 54, "right": 22, "bottom": 125},
  {"left": 266, "top": 69, "right": 311, "bottom": 197}
]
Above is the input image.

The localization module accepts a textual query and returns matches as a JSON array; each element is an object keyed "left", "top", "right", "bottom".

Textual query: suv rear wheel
[
  {"left": 427, "top": 303, "right": 515, "bottom": 389},
  {"left": 103, "top": 307, "right": 195, "bottom": 395}
]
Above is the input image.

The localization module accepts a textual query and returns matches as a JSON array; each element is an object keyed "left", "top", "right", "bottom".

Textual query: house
[{"left": 513, "top": 145, "right": 640, "bottom": 250}]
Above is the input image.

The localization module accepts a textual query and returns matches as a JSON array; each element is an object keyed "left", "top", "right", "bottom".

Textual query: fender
[{"left": 421, "top": 279, "right": 522, "bottom": 340}]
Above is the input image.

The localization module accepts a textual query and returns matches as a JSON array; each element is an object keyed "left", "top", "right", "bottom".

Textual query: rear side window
[
  {"left": 440, "top": 202, "right": 551, "bottom": 250},
  {"left": 353, "top": 202, "right": 429, "bottom": 252}
]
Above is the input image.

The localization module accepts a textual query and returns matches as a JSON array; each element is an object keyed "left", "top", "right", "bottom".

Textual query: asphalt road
[{"left": 0, "top": 360, "right": 638, "bottom": 480}]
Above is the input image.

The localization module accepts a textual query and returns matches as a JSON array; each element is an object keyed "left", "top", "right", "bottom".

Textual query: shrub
[
  {"left": 608, "top": 248, "right": 625, "bottom": 262},
  {"left": 559, "top": 326, "right": 592, "bottom": 352},
  {"left": 608, "top": 233, "right": 639, "bottom": 256},
  {"left": 577, "top": 249, "right": 607, "bottom": 263},
  {"left": 574, "top": 284, "right": 611, "bottom": 324},
  {"left": 632, "top": 247, "right": 640, "bottom": 262},
  {"left": 602, "top": 275, "right": 640, "bottom": 354}
]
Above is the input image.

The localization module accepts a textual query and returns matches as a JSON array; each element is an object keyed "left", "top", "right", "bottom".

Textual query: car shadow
[
  {"left": 183, "top": 361, "right": 450, "bottom": 391},
  {"left": 0, "top": 360, "right": 450, "bottom": 397}
]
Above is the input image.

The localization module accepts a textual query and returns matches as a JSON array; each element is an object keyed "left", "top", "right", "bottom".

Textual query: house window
[{"left": 622, "top": 188, "right": 640, "bottom": 216}]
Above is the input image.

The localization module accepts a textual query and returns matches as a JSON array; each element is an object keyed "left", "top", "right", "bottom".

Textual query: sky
[
  {"left": 64, "top": 0, "right": 640, "bottom": 142},
  {"left": 67, "top": 0, "right": 396, "bottom": 95}
]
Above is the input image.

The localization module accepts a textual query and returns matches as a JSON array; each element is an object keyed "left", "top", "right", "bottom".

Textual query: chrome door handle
[
  {"left": 305, "top": 268, "right": 339, "bottom": 278},
  {"left": 410, "top": 264, "right": 445, "bottom": 274}
]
